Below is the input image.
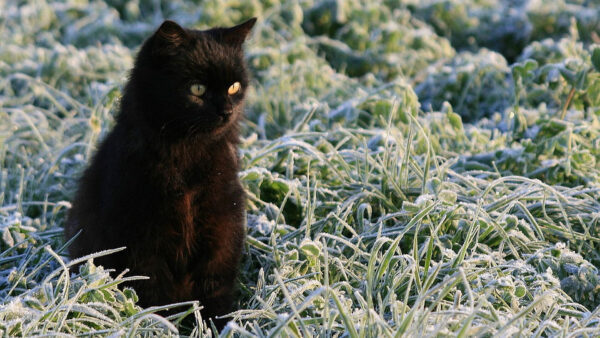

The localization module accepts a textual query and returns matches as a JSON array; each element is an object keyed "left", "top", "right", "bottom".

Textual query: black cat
[{"left": 65, "top": 18, "right": 256, "bottom": 329}]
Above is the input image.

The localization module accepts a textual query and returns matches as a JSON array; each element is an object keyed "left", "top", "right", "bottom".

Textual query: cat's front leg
[
  {"left": 195, "top": 272, "right": 237, "bottom": 329},
  {"left": 191, "top": 221, "right": 244, "bottom": 328}
]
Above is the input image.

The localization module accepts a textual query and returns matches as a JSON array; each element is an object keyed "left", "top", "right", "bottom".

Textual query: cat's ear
[
  {"left": 221, "top": 18, "right": 257, "bottom": 45},
  {"left": 153, "top": 20, "right": 189, "bottom": 53}
]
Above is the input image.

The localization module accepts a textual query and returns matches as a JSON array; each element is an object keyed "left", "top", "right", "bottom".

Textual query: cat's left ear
[
  {"left": 222, "top": 18, "right": 257, "bottom": 45},
  {"left": 153, "top": 20, "right": 190, "bottom": 56}
]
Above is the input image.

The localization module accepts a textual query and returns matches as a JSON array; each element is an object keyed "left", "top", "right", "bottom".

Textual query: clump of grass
[
  {"left": 415, "top": 49, "right": 512, "bottom": 121},
  {"left": 235, "top": 115, "right": 600, "bottom": 335},
  {"left": 0, "top": 213, "right": 208, "bottom": 336}
]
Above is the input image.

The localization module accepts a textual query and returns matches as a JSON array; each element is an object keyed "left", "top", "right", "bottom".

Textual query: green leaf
[
  {"left": 438, "top": 189, "right": 457, "bottom": 204},
  {"left": 398, "top": 109, "right": 410, "bottom": 124},
  {"left": 559, "top": 66, "right": 577, "bottom": 84},
  {"left": 448, "top": 112, "right": 463, "bottom": 131},
  {"left": 587, "top": 77, "right": 600, "bottom": 107},
  {"left": 300, "top": 239, "right": 321, "bottom": 258},
  {"left": 524, "top": 59, "right": 538, "bottom": 73},
  {"left": 511, "top": 59, "right": 538, "bottom": 80},
  {"left": 592, "top": 47, "right": 600, "bottom": 73}
]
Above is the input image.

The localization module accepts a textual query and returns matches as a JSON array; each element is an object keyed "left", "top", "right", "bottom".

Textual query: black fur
[{"left": 65, "top": 18, "right": 256, "bottom": 329}]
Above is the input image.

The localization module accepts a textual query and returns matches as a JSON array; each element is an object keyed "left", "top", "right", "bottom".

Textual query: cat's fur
[{"left": 65, "top": 18, "right": 256, "bottom": 328}]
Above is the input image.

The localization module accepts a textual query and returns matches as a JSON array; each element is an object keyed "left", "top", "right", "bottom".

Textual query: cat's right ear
[
  {"left": 152, "top": 20, "right": 189, "bottom": 55},
  {"left": 221, "top": 18, "right": 257, "bottom": 45}
]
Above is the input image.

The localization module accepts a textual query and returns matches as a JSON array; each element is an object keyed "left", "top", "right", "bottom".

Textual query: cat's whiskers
[
  {"left": 159, "top": 114, "right": 206, "bottom": 138},
  {"left": 185, "top": 115, "right": 214, "bottom": 138}
]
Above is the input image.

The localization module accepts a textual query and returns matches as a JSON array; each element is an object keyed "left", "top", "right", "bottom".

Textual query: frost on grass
[
  {"left": 2, "top": 0, "right": 600, "bottom": 336},
  {"left": 0, "top": 213, "right": 207, "bottom": 336}
]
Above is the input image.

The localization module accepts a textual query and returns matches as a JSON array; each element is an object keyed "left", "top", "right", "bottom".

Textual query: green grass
[{"left": 1, "top": 0, "right": 600, "bottom": 336}]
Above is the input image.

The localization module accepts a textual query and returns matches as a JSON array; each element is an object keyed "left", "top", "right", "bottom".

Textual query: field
[{"left": 2, "top": 0, "right": 600, "bottom": 336}]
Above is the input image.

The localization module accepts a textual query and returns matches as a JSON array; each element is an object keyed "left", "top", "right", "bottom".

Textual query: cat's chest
[
  {"left": 151, "top": 142, "right": 239, "bottom": 237},
  {"left": 165, "top": 163, "right": 236, "bottom": 217},
  {"left": 166, "top": 165, "right": 230, "bottom": 198},
  {"left": 166, "top": 171, "right": 239, "bottom": 263},
  {"left": 155, "top": 142, "right": 236, "bottom": 191}
]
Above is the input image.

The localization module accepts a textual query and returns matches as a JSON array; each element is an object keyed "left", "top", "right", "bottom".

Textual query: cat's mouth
[
  {"left": 214, "top": 113, "right": 229, "bottom": 126},
  {"left": 208, "top": 111, "right": 236, "bottom": 132},
  {"left": 218, "top": 108, "right": 237, "bottom": 122},
  {"left": 219, "top": 113, "right": 231, "bottom": 122}
]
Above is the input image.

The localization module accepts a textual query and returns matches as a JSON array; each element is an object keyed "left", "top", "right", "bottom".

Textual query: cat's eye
[
  {"left": 228, "top": 82, "right": 241, "bottom": 95},
  {"left": 190, "top": 83, "right": 206, "bottom": 96}
]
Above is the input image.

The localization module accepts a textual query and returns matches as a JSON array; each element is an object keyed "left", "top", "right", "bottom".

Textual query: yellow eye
[
  {"left": 190, "top": 83, "right": 206, "bottom": 96},
  {"left": 228, "top": 82, "right": 241, "bottom": 95}
]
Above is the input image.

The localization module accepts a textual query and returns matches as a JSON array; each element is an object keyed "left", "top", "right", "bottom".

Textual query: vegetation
[{"left": 1, "top": 0, "right": 600, "bottom": 335}]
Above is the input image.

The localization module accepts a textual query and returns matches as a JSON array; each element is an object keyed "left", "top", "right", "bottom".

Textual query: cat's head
[{"left": 127, "top": 18, "right": 256, "bottom": 140}]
